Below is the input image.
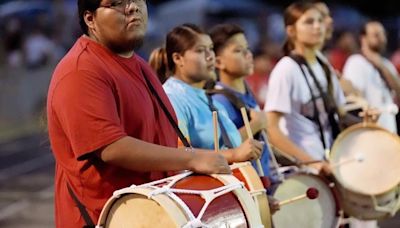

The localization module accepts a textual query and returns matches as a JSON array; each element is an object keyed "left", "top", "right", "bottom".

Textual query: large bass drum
[
  {"left": 330, "top": 123, "right": 400, "bottom": 220},
  {"left": 97, "top": 171, "right": 264, "bottom": 228}
]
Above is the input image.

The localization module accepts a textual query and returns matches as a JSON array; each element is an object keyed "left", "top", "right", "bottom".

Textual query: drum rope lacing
[{"left": 114, "top": 171, "right": 244, "bottom": 228}]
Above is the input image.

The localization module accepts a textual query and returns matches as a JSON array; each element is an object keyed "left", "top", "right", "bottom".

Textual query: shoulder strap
[
  {"left": 316, "top": 57, "right": 334, "bottom": 97},
  {"left": 361, "top": 54, "right": 392, "bottom": 92},
  {"left": 140, "top": 68, "right": 192, "bottom": 148},
  {"left": 289, "top": 54, "right": 328, "bottom": 149},
  {"left": 207, "top": 88, "right": 246, "bottom": 109},
  {"left": 205, "top": 82, "right": 251, "bottom": 119},
  {"left": 315, "top": 56, "right": 341, "bottom": 139},
  {"left": 67, "top": 183, "right": 95, "bottom": 228}
]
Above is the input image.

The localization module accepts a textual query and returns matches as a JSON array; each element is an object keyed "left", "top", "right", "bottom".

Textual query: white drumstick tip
[
  {"left": 386, "top": 104, "right": 399, "bottom": 115},
  {"left": 355, "top": 153, "right": 364, "bottom": 162}
]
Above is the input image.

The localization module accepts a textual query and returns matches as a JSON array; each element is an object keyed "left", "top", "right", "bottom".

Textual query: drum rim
[
  {"left": 230, "top": 162, "right": 272, "bottom": 227},
  {"left": 329, "top": 122, "right": 400, "bottom": 195}
]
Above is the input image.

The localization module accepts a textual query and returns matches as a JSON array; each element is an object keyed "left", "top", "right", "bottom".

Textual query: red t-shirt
[{"left": 47, "top": 36, "right": 178, "bottom": 228}]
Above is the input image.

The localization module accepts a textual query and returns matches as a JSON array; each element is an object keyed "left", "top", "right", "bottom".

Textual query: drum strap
[
  {"left": 289, "top": 54, "right": 328, "bottom": 149},
  {"left": 361, "top": 54, "right": 393, "bottom": 93},
  {"left": 204, "top": 79, "right": 249, "bottom": 116},
  {"left": 139, "top": 67, "right": 192, "bottom": 148},
  {"left": 67, "top": 183, "right": 95, "bottom": 228},
  {"left": 305, "top": 56, "right": 341, "bottom": 140}
]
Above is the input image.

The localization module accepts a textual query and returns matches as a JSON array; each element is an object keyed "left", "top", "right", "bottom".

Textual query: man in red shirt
[{"left": 47, "top": 1, "right": 232, "bottom": 227}]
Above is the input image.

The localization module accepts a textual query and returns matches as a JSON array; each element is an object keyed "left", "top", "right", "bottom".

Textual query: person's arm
[
  {"left": 100, "top": 136, "right": 231, "bottom": 174},
  {"left": 266, "top": 111, "right": 314, "bottom": 163},
  {"left": 339, "top": 78, "right": 363, "bottom": 97},
  {"left": 238, "top": 127, "right": 248, "bottom": 140},
  {"left": 377, "top": 63, "right": 400, "bottom": 101},
  {"left": 266, "top": 111, "right": 331, "bottom": 173}
]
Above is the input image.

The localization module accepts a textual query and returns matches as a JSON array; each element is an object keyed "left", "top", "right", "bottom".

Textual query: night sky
[{"left": 149, "top": 0, "right": 400, "bottom": 18}]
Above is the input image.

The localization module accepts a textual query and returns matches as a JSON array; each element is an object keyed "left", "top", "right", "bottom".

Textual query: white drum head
[
  {"left": 272, "top": 174, "right": 337, "bottom": 228},
  {"left": 104, "top": 194, "right": 179, "bottom": 228},
  {"left": 330, "top": 124, "right": 400, "bottom": 195}
]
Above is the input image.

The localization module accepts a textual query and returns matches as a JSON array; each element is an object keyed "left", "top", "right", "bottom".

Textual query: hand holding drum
[{"left": 358, "top": 108, "right": 381, "bottom": 123}]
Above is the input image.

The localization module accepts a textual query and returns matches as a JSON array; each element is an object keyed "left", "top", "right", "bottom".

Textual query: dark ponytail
[
  {"left": 149, "top": 47, "right": 169, "bottom": 84},
  {"left": 283, "top": 40, "right": 295, "bottom": 56}
]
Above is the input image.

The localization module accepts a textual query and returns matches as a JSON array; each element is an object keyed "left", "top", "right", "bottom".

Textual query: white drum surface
[{"left": 331, "top": 126, "right": 400, "bottom": 195}]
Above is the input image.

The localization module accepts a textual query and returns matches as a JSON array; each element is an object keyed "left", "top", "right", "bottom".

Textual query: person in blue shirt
[
  {"left": 209, "top": 23, "right": 275, "bottom": 180},
  {"left": 149, "top": 23, "right": 263, "bottom": 164}
]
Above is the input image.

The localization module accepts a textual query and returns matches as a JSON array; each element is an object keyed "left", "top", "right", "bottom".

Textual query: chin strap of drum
[{"left": 121, "top": 171, "right": 244, "bottom": 228}]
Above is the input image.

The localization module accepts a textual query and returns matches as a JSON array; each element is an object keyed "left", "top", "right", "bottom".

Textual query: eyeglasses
[{"left": 99, "top": 0, "right": 146, "bottom": 14}]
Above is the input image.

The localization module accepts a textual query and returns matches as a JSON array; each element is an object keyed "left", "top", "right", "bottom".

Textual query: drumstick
[
  {"left": 330, "top": 154, "right": 364, "bottom": 169},
  {"left": 297, "top": 154, "right": 364, "bottom": 168},
  {"left": 213, "top": 111, "right": 219, "bottom": 152},
  {"left": 240, "top": 107, "right": 264, "bottom": 177},
  {"left": 278, "top": 187, "right": 319, "bottom": 207},
  {"left": 261, "top": 131, "right": 285, "bottom": 181}
]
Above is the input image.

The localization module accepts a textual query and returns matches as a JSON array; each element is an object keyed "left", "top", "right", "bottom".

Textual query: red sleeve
[{"left": 50, "top": 70, "right": 126, "bottom": 159}]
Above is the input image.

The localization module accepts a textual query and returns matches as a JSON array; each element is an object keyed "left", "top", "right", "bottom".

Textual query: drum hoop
[
  {"left": 211, "top": 174, "right": 264, "bottom": 228},
  {"left": 231, "top": 162, "right": 265, "bottom": 192},
  {"left": 329, "top": 123, "right": 400, "bottom": 195},
  {"left": 230, "top": 162, "right": 271, "bottom": 228},
  {"left": 331, "top": 122, "right": 399, "bottom": 151},
  {"left": 229, "top": 161, "right": 252, "bottom": 170}
]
